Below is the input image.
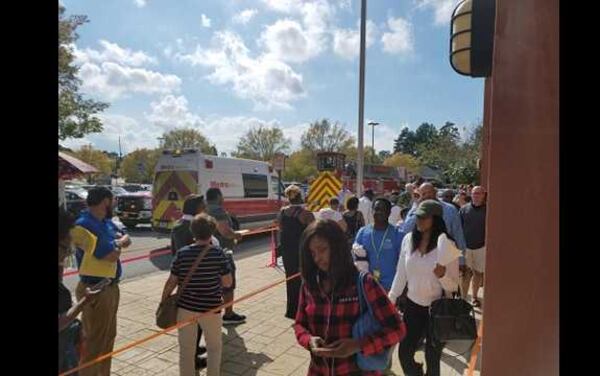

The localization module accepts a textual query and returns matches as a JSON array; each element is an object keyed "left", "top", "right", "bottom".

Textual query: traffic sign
[{"left": 273, "top": 153, "right": 285, "bottom": 171}]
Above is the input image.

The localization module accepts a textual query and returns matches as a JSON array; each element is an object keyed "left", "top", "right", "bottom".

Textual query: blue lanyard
[{"left": 370, "top": 224, "right": 391, "bottom": 269}]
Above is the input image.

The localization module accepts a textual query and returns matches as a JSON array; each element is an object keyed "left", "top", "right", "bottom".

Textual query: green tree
[
  {"left": 161, "top": 128, "right": 217, "bottom": 155},
  {"left": 69, "top": 145, "right": 113, "bottom": 176},
  {"left": 59, "top": 5, "right": 109, "bottom": 140},
  {"left": 233, "top": 126, "right": 291, "bottom": 161},
  {"left": 378, "top": 150, "right": 392, "bottom": 160},
  {"left": 383, "top": 153, "right": 422, "bottom": 174},
  {"left": 414, "top": 123, "right": 438, "bottom": 148},
  {"left": 393, "top": 127, "right": 418, "bottom": 156},
  {"left": 282, "top": 149, "right": 318, "bottom": 182},
  {"left": 342, "top": 145, "right": 381, "bottom": 165},
  {"left": 120, "top": 148, "right": 161, "bottom": 183},
  {"left": 300, "top": 119, "right": 355, "bottom": 154}
]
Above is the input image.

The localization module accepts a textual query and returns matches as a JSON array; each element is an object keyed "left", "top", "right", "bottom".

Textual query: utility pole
[
  {"left": 368, "top": 121, "right": 379, "bottom": 164},
  {"left": 356, "top": 0, "right": 367, "bottom": 197}
]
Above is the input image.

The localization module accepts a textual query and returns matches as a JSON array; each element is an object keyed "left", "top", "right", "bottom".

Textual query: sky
[{"left": 61, "top": 0, "right": 484, "bottom": 156}]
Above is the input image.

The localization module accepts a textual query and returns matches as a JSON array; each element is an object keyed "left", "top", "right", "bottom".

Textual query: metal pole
[
  {"left": 368, "top": 121, "right": 379, "bottom": 164},
  {"left": 277, "top": 170, "right": 282, "bottom": 205},
  {"left": 356, "top": 0, "right": 367, "bottom": 197}
]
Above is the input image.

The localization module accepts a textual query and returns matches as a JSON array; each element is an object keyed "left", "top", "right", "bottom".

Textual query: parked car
[
  {"left": 109, "top": 186, "right": 128, "bottom": 196},
  {"left": 121, "top": 184, "right": 147, "bottom": 193},
  {"left": 114, "top": 191, "right": 153, "bottom": 229},
  {"left": 65, "top": 189, "right": 88, "bottom": 217}
]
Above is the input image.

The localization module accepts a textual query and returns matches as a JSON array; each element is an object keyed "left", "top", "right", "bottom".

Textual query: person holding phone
[
  {"left": 71, "top": 187, "right": 131, "bottom": 376},
  {"left": 294, "top": 220, "right": 405, "bottom": 375}
]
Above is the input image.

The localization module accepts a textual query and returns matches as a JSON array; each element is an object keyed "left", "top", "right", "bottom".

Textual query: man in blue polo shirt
[
  {"left": 352, "top": 197, "right": 403, "bottom": 292},
  {"left": 72, "top": 187, "right": 131, "bottom": 376}
]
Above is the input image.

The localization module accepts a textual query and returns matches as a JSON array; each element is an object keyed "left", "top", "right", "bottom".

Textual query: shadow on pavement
[
  {"left": 149, "top": 248, "right": 173, "bottom": 271},
  {"left": 222, "top": 326, "right": 273, "bottom": 374}
]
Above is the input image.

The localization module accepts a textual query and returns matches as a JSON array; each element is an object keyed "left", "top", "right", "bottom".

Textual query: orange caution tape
[
  {"left": 59, "top": 272, "right": 300, "bottom": 376},
  {"left": 467, "top": 319, "right": 483, "bottom": 376},
  {"left": 239, "top": 224, "right": 279, "bottom": 237}
]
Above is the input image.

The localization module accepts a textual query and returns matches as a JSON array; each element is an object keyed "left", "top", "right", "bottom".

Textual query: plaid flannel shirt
[{"left": 294, "top": 273, "right": 406, "bottom": 375}]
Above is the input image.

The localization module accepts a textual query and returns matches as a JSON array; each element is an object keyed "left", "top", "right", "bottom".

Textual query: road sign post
[{"left": 273, "top": 153, "right": 286, "bottom": 204}]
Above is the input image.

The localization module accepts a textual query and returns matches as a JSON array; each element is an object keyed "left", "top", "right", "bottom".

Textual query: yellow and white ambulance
[{"left": 151, "top": 149, "right": 285, "bottom": 232}]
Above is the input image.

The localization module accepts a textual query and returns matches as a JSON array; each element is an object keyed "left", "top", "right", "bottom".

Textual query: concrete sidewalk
[{"left": 102, "top": 248, "right": 482, "bottom": 375}]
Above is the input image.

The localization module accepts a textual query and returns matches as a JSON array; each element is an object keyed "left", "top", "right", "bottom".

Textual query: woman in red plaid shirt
[{"left": 294, "top": 220, "right": 406, "bottom": 375}]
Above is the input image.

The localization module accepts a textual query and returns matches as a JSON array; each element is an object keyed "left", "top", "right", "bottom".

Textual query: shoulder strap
[{"left": 178, "top": 246, "right": 212, "bottom": 296}]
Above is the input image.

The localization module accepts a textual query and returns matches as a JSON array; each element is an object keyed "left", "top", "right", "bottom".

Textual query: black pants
[
  {"left": 398, "top": 298, "right": 443, "bottom": 376},
  {"left": 281, "top": 247, "right": 301, "bottom": 319}
]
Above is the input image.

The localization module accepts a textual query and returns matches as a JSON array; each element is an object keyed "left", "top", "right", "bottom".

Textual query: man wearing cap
[
  {"left": 358, "top": 188, "right": 375, "bottom": 225},
  {"left": 398, "top": 183, "right": 467, "bottom": 267},
  {"left": 459, "top": 186, "right": 487, "bottom": 307},
  {"left": 72, "top": 187, "right": 131, "bottom": 376}
]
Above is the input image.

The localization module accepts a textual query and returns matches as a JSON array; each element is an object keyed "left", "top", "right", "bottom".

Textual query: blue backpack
[{"left": 352, "top": 271, "right": 394, "bottom": 371}]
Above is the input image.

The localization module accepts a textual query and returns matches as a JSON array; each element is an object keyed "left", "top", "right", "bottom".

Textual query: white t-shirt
[
  {"left": 388, "top": 232, "right": 460, "bottom": 307},
  {"left": 389, "top": 205, "right": 401, "bottom": 225},
  {"left": 358, "top": 197, "right": 374, "bottom": 225},
  {"left": 316, "top": 208, "right": 343, "bottom": 222}
]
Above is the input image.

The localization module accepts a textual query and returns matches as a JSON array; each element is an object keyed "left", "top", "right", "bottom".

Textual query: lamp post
[
  {"left": 356, "top": 0, "right": 367, "bottom": 197},
  {"left": 367, "top": 121, "right": 379, "bottom": 164}
]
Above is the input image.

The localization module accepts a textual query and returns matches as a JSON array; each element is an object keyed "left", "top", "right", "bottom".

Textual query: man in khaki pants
[
  {"left": 72, "top": 187, "right": 131, "bottom": 375},
  {"left": 459, "top": 186, "right": 487, "bottom": 307}
]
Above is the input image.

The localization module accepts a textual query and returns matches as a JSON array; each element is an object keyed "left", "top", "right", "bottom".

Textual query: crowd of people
[{"left": 58, "top": 181, "right": 487, "bottom": 376}]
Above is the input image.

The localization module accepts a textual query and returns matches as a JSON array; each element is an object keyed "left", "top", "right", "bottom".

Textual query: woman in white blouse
[{"left": 388, "top": 199, "right": 460, "bottom": 376}]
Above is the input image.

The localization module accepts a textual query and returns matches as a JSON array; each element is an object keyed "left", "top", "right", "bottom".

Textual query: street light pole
[
  {"left": 357, "top": 0, "right": 367, "bottom": 197},
  {"left": 368, "top": 121, "right": 379, "bottom": 164}
]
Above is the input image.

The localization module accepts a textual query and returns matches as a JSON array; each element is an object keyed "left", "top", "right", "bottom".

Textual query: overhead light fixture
[{"left": 450, "top": 0, "right": 496, "bottom": 77}]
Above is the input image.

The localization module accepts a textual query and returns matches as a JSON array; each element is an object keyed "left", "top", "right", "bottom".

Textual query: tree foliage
[
  {"left": 69, "top": 145, "right": 113, "bottom": 176},
  {"left": 161, "top": 128, "right": 217, "bottom": 155},
  {"left": 301, "top": 119, "right": 355, "bottom": 154},
  {"left": 282, "top": 149, "right": 318, "bottom": 182},
  {"left": 120, "top": 148, "right": 161, "bottom": 183},
  {"left": 383, "top": 153, "right": 422, "bottom": 173},
  {"left": 58, "top": 5, "right": 109, "bottom": 140},
  {"left": 392, "top": 121, "right": 483, "bottom": 185},
  {"left": 233, "top": 126, "right": 291, "bottom": 161}
]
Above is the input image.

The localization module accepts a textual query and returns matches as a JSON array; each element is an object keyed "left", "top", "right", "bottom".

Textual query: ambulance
[{"left": 151, "top": 149, "right": 286, "bottom": 232}]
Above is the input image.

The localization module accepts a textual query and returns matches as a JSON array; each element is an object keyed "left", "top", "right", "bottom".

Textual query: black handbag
[{"left": 429, "top": 291, "right": 477, "bottom": 344}]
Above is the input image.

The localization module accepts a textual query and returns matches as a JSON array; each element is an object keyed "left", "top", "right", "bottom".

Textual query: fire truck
[{"left": 306, "top": 152, "right": 403, "bottom": 211}]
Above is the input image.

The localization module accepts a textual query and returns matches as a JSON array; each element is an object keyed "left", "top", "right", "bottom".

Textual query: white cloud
[
  {"left": 260, "top": 0, "right": 335, "bottom": 59},
  {"left": 261, "top": 0, "right": 297, "bottom": 13},
  {"left": 233, "top": 9, "right": 258, "bottom": 25},
  {"left": 74, "top": 40, "right": 157, "bottom": 67},
  {"left": 332, "top": 20, "right": 377, "bottom": 60},
  {"left": 381, "top": 17, "right": 414, "bottom": 55},
  {"left": 260, "top": 19, "right": 321, "bottom": 63},
  {"left": 146, "top": 95, "right": 305, "bottom": 153},
  {"left": 415, "top": 0, "right": 459, "bottom": 26},
  {"left": 73, "top": 42, "right": 180, "bottom": 101},
  {"left": 134, "top": 0, "right": 146, "bottom": 8},
  {"left": 176, "top": 31, "right": 305, "bottom": 110},
  {"left": 146, "top": 95, "right": 204, "bottom": 130},
  {"left": 201, "top": 14, "right": 212, "bottom": 28},
  {"left": 62, "top": 113, "right": 164, "bottom": 153}
]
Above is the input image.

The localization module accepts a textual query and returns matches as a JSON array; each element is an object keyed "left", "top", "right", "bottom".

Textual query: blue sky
[{"left": 61, "top": 0, "right": 483, "bottom": 156}]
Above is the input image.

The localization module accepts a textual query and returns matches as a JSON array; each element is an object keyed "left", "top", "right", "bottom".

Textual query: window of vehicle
[{"left": 242, "top": 173, "right": 268, "bottom": 198}]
